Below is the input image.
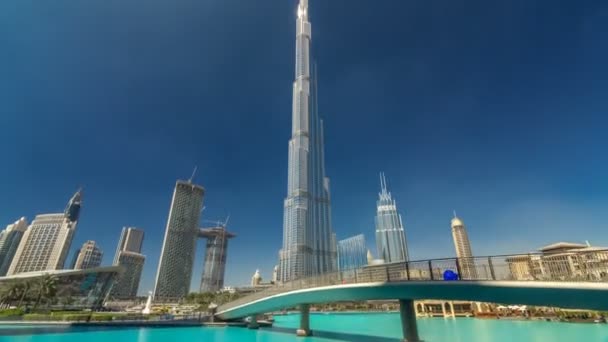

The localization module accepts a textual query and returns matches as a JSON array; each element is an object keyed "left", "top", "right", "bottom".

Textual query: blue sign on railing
[{"left": 443, "top": 270, "right": 459, "bottom": 281}]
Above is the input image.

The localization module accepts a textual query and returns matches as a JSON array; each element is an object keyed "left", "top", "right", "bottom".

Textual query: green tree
[
  {"left": 17, "top": 281, "right": 34, "bottom": 308},
  {"left": 32, "top": 275, "right": 57, "bottom": 311},
  {"left": 0, "top": 286, "right": 13, "bottom": 307}
]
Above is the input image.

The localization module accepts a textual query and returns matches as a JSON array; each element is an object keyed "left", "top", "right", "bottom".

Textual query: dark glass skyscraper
[{"left": 153, "top": 180, "right": 204, "bottom": 301}]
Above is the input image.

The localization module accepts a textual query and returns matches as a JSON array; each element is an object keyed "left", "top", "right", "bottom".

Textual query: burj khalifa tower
[{"left": 279, "top": 0, "right": 337, "bottom": 282}]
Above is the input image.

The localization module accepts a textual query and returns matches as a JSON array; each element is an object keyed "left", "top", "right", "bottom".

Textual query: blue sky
[{"left": 1, "top": 0, "right": 608, "bottom": 292}]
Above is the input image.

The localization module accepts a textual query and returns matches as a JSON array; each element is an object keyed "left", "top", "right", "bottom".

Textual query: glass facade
[
  {"left": 0, "top": 266, "right": 120, "bottom": 309},
  {"left": 280, "top": 0, "right": 337, "bottom": 283},
  {"left": 338, "top": 234, "right": 367, "bottom": 271},
  {"left": 375, "top": 173, "right": 409, "bottom": 263},
  {"left": 154, "top": 181, "right": 204, "bottom": 301},
  {"left": 110, "top": 251, "right": 145, "bottom": 299},
  {"left": 110, "top": 228, "right": 145, "bottom": 300}
]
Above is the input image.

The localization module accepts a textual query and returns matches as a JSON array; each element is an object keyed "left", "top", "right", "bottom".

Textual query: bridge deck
[
  {"left": 217, "top": 281, "right": 608, "bottom": 319},
  {"left": 217, "top": 252, "right": 608, "bottom": 320}
]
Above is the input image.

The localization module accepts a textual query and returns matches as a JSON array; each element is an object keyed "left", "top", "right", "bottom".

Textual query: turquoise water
[
  {"left": 275, "top": 313, "right": 608, "bottom": 341},
  {"left": 0, "top": 326, "right": 335, "bottom": 342},
  {"left": 1, "top": 313, "right": 607, "bottom": 341}
]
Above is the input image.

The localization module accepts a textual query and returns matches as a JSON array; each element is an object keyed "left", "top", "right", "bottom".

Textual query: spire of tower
[
  {"left": 380, "top": 172, "right": 388, "bottom": 194},
  {"left": 189, "top": 166, "right": 198, "bottom": 183},
  {"left": 298, "top": 0, "right": 308, "bottom": 19}
]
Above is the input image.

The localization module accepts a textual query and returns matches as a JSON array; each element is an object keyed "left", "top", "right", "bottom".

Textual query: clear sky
[{"left": 1, "top": 0, "right": 607, "bottom": 292}]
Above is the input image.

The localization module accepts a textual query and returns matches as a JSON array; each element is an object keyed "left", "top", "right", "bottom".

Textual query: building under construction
[{"left": 199, "top": 225, "right": 236, "bottom": 292}]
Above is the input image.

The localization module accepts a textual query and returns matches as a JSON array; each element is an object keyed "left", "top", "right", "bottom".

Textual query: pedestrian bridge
[
  {"left": 216, "top": 252, "right": 608, "bottom": 341},
  {"left": 216, "top": 280, "right": 608, "bottom": 320}
]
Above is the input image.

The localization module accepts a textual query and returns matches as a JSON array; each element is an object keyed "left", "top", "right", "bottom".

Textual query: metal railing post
[
  {"left": 527, "top": 253, "right": 537, "bottom": 280},
  {"left": 354, "top": 269, "right": 358, "bottom": 283},
  {"left": 454, "top": 258, "right": 462, "bottom": 280},
  {"left": 428, "top": 260, "right": 434, "bottom": 280},
  {"left": 405, "top": 261, "right": 410, "bottom": 281},
  {"left": 488, "top": 257, "right": 496, "bottom": 280},
  {"left": 386, "top": 265, "right": 390, "bottom": 281}
]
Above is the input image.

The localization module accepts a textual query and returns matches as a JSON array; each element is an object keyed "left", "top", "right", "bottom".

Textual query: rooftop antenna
[
  {"left": 453, "top": 210, "right": 458, "bottom": 218},
  {"left": 224, "top": 215, "right": 231, "bottom": 228},
  {"left": 189, "top": 166, "right": 198, "bottom": 183}
]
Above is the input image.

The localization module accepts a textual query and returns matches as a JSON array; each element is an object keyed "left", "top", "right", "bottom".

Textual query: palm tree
[
  {"left": 1, "top": 283, "right": 20, "bottom": 308},
  {"left": 32, "top": 275, "right": 57, "bottom": 311},
  {"left": 17, "top": 281, "right": 32, "bottom": 308},
  {"left": 0, "top": 287, "right": 11, "bottom": 308}
]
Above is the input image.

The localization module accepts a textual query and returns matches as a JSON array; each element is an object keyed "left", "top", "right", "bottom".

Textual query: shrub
[
  {"left": 62, "top": 314, "right": 91, "bottom": 322},
  {"left": 23, "top": 314, "right": 53, "bottom": 321},
  {"left": 51, "top": 311, "right": 88, "bottom": 316},
  {"left": 0, "top": 308, "right": 24, "bottom": 317},
  {"left": 90, "top": 314, "right": 113, "bottom": 322}
]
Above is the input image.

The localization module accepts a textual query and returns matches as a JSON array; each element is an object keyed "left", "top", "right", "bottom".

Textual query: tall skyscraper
[
  {"left": 375, "top": 174, "right": 409, "bottom": 263},
  {"left": 113, "top": 227, "right": 145, "bottom": 265},
  {"left": 153, "top": 180, "right": 204, "bottom": 301},
  {"left": 0, "top": 217, "right": 28, "bottom": 276},
  {"left": 110, "top": 227, "right": 145, "bottom": 300},
  {"left": 73, "top": 240, "right": 103, "bottom": 269},
  {"left": 199, "top": 225, "right": 235, "bottom": 293},
  {"left": 7, "top": 190, "right": 82, "bottom": 275},
  {"left": 451, "top": 213, "right": 477, "bottom": 279},
  {"left": 279, "top": 0, "right": 337, "bottom": 282},
  {"left": 337, "top": 234, "right": 367, "bottom": 271}
]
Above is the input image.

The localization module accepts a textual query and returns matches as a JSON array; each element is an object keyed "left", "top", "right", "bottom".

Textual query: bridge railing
[{"left": 218, "top": 249, "right": 608, "bottom": 313}]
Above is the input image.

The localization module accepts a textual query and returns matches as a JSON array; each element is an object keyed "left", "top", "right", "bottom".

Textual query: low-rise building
[
  {"left": 0, "top": 266, "right": 121, "bottom": 309},
  {"left": 506, "top": 242, "right": 608, "bottom": 281}
]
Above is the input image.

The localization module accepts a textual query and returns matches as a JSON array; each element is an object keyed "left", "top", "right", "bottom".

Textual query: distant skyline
[{"left": 1, "top": 0, "right": 608, "bottom": 292}]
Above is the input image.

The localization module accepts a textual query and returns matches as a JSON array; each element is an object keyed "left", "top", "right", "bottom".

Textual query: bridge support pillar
[
  {"left": 296, "top": 304, "right": 312, "bottom": 337},
  {"left": 247, "top": 315, "right": 259, "bottom": 329},
  {"left": 399, "top": 299, "right": 421, "bottom": 342}
]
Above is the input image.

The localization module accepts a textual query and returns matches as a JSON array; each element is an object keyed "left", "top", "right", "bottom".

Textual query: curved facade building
[
  {"left": 0, "top": 266, "right": 120, "bottom": 309},
  {"left": 451, "top": 214, "right": 477, "bottom": 279},
  {"left": 279, "top": 0, "right": 337, "bottom": 283},
  {"left": 73, "top": 240, "right": 103, "bottom": 270}
]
